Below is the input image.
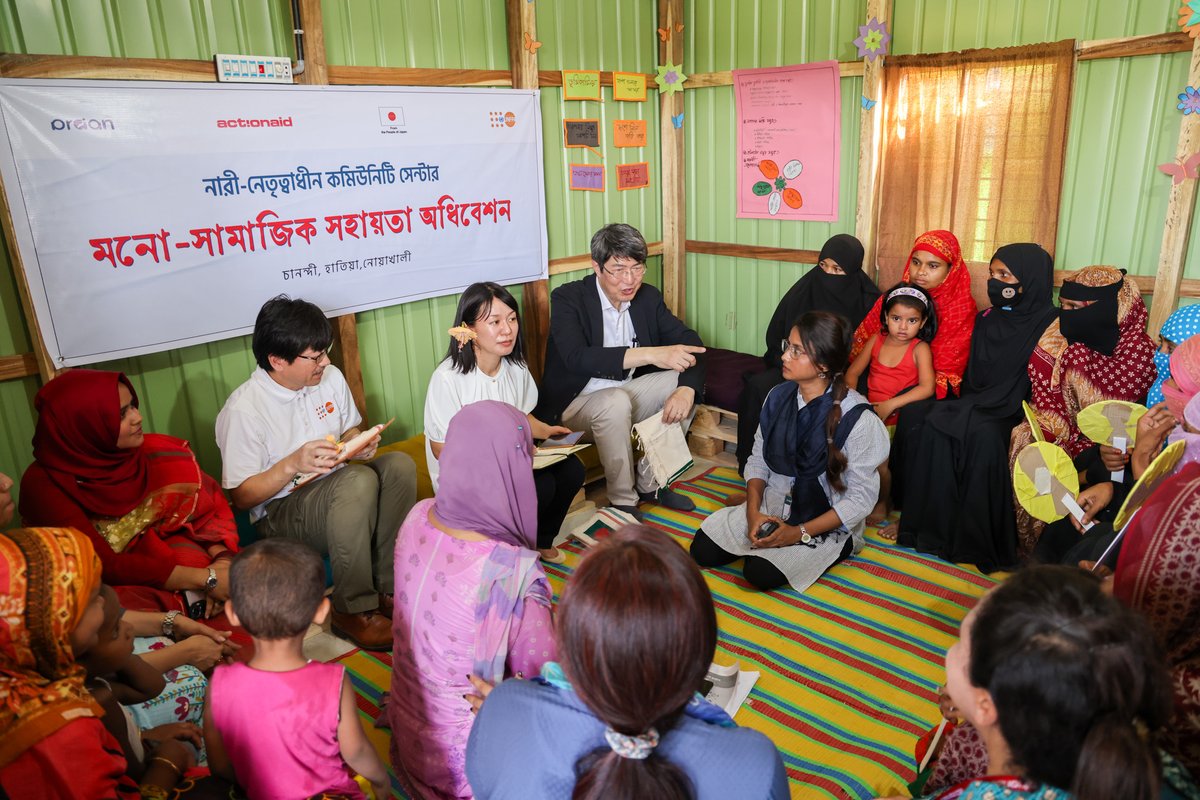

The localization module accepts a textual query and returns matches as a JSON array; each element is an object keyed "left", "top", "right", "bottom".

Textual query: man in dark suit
[{"left": 534, "top": 223, "right": 706, "bottom": 516}]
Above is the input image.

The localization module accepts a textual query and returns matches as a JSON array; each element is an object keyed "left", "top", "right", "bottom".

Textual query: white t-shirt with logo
[
  {"left": 423, "top": 357, "right": 538, "bottom": 491},
  {"left": 216, "top": 365, "right": 361, "bottom": 521}
]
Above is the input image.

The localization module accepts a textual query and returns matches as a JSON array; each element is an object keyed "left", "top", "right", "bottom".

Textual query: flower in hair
[{"left": 448, "top": 324, "right": 477, "bottom": 349}]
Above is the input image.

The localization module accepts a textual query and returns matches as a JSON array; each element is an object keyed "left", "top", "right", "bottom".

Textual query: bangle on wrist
[{"left": 150, "top": 755, "right": 182, "bottom": 777}]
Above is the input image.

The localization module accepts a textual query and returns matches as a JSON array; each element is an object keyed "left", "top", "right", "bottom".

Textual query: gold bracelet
[{"left": 149, "top": 756, "right": 182, "bottom": 776}]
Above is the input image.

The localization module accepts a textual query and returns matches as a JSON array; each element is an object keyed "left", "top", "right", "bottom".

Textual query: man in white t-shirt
[{"left": 216, "top": 296, "right": 416, "bottom": 650}]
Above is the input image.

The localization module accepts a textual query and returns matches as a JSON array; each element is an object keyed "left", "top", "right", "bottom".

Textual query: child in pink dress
[
  {"left": 204, "top": 540, "right": 389, "bottom": 799},
  {"left": 388, "top": 400, "right": 556, "bottom": 799}
]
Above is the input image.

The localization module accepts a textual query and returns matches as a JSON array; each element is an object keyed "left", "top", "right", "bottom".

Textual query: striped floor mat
[{"left": 337, "top": 467, "right": 1001, "bottom": 799}]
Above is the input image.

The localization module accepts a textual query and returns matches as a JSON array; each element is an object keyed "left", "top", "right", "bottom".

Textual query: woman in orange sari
[
  {"left": 0, "top": 527, "right": 192, "bottom": 798},
  {"left": 20, "top": 370, "right": 239, "bottom": 620}
]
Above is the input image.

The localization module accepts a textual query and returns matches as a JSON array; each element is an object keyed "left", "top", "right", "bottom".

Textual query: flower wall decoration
[
  {"left": 1181, "top": 2, "right": 1200, "bottom": 38},
  {"left": 750, "top": 158, "right": 804, "bottom": 216},
  {"left": 655, "top": 62, "right": 687, "bottom": 95},
  {"left": 853, "top": 17, "right": 891, "bottom": 61},
  {"left": 1179, "top": 86, "right": 1200, "bottom": 115}
]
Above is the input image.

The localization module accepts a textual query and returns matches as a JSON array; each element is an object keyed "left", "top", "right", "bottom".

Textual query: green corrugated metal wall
[{"left": 0, "top": 0, "right": 1192, "bottom": 502}]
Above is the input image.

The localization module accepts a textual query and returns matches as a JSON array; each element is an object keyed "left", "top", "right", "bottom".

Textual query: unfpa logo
[
  {"left": 488, "top": 111, "right": 516, "bottom": 129},
  {"left": 51, "top": 117, "right": 115, "bottom": 132},
  {"left": 316, "top": 400, "right": 336, "bottom": 420}
]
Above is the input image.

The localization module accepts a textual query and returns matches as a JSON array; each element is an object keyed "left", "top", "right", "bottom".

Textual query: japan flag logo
[{"left": 379, "top": 107, "right": 405, "bottom": 129}]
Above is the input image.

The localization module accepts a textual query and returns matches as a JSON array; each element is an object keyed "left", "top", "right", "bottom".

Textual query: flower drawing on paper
[
  {"left": 854, "top": 17, "right": 891, "bottom": 61},
  {"left": 1179, "top": 86, "right": 1200, "bottom": 115},
  {"left": 750, "top": 159, "right": 803, "bottom": 216},
  {"left": 655, "top": 62, "right": 687, "bottom": 95},
  {"left": 1181, "top": 2, "right": 1200, "bottom": 38}
]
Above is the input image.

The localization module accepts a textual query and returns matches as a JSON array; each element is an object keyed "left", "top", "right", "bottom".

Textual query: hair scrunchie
[{"left": 604, "top": 727, "right": 660, "bottom": 760}]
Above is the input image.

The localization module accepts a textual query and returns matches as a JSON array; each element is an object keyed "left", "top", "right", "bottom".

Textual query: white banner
[{"left": 0, "top": 79, "right": 548, "bottom": 366}]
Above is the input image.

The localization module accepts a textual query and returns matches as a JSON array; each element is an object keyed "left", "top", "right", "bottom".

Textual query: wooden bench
[{"left": 687, "top": 404, "right": 739, "bottom": 468}]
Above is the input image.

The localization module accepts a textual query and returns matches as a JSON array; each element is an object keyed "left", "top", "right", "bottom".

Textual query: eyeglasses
[
  {"left": 602, "top": 263, "right": 648, "bottom": 280},
  {"left": 779, "top": 340, "right": 807, "bottom": 360},
  {"left": 295, "top": 348, "right": 332, "bottom": 364}
]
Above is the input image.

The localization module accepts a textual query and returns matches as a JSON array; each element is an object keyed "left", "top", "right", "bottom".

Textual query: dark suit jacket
[{"left": 534, "top": 273, "right": 705, "bottom": 424}]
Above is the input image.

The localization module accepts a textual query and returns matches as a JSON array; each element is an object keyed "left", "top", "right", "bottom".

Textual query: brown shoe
[
  {"left": 378, "top": 592, "right": 394, "bottom": 619},
  {"left": 330, "top": 610, "right": 393, "bottom": 651}
]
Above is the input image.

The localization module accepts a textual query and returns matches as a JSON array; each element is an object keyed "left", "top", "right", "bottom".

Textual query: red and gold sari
[{"left": 1114, "top": 462, "right": 1200, "bottom": 776}]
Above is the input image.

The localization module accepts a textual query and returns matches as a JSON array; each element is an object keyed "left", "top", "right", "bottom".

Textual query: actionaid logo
[
  {"left": 216, "top": 116, "right": 294, "bottom": 129},
  {"left": 50, "top": 117, "right": 115, "bottom": 132}
]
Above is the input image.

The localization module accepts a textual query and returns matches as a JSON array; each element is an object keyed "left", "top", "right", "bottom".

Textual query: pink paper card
[{"left": 733, "top": 61, "right": 841, "bottom": 221}]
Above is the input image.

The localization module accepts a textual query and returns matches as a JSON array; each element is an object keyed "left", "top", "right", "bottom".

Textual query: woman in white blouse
[{"left": 424, "top": 282, "right": 585, "bottom": 563}]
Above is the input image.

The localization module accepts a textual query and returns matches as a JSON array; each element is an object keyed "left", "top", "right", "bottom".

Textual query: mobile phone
[
  {"left": 755, "top": 520, "right": 779, "bottom": 540},
  {"left": 541, "top": 431, "right": 584, "bottom": 448},
  {"left": 184, "top": 590, "right": 206, "bottom": 620}
]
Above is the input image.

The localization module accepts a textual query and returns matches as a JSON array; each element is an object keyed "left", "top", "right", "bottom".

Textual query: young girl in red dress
[{"left": 847, "top": 283, "right": 937, "bottom": 529}]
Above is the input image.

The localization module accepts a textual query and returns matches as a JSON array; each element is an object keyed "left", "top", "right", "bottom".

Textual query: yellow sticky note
[
  {"left": 562, "top": 70, "right": 602, "bottom": 101},
  {"left": 613, "top": 71, "right": 647, "bottom": 102}
]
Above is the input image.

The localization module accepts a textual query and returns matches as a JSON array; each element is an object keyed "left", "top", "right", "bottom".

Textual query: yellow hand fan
[
  {"left": 1112, "top": 439, "right": 1186, "bottom": 531},
  {"left": 1022, "top": 401, "right": 1045, "bottom": 443},
  {"left": 1076, "top": 400, "right": 1145, "bottom": 448},
  {"left": 1012, "top": 441, "right": 1078, "bottom": 523}
]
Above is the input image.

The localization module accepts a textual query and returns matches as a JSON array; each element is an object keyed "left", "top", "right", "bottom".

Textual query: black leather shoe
[{"left": 637, "top": 487, "right": 695, "bottom": 512}]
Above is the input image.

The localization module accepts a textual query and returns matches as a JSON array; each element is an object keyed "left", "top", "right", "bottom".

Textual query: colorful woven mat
[{"left": 337, "top": 467, "right": 1001, "bottom": 799}]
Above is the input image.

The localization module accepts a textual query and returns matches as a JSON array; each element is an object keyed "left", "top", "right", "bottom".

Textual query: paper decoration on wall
[
  {"left": 734, "top": 62, "right": 839, "bottom": 221},
  {"left": 750, "top": 159, "right": 804, "bottom": 216},
  {"left": 657, "top": 22, "right": 684, "bottom": 42},
  {"left": 523, "top": 31, "right": 542, "bottom": 54},
  {"left": 563, "top": 119, "right": 602, "bottom": 156},
  {"left": 563, "top": 71, "right": 602, "bottom": 101},
  {"left": 1023, "top": 401, "right": 1045, "bottom": 442},
  {"left": 1159, "top": 152, "right": 1200, "bottom": 184},
  {"left": 1179, "top": 85, "right": 1200, "bottom": 115},
  {"left": 853, "top": 17, "right": 891, "bottom": 61},
  {"left": 861, "top": 95, "right": 877, "bottom": 111},
  {"left": 569, "top": 164, "right": 605, "bottom": 192},
  {"left": 1180, "top": 1, "right": 1200, "bottom": 38},
  {"left": 655, "top": 62, "right": 687, "bottom": 95},
  {"left": 1013, "top": 441, "right": 1080, "bottom": 524},
  {"left": 1077, "top": 400, "right": 1145, "bottom": 448},
  {"left": 613, "top": 119, "right": 647, "bottom": 148},
  {"left": 616, "top": 162, "right": 650, "bottom": 191},
  {"left": 672, "top": 112, "right": 685, "bottom": 129},
  {"left": 1112, "top": 439, "right": 1185, "bottom": 530},
  {"left": 613, "top": 72, "right": 647, "bottom": 102}
]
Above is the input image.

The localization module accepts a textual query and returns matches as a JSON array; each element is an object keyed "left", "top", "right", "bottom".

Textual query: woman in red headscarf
[
  {"left": 19, "top": 370, "right": 239, "bottom": 618},
  {"left": 851, "top": 230, "right": 978, "bottom": 400}
]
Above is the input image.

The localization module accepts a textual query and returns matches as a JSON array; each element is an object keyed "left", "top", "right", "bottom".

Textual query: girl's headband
[{"left": 886, "top": 287, "right": 928, "bottom": 307}]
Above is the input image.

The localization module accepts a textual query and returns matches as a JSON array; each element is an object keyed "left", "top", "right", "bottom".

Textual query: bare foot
[
  {"left": 724, "top": 491, "right": 747, "bottom": 507},
  {"left": 878, "top": 523, "right": 899, "bottom": 542},
  {"left": 865, "top": 500, "right": 890, "bottom": 527},
  {"left": 539, "top": 547, "right": 566, "bottom": 564}
]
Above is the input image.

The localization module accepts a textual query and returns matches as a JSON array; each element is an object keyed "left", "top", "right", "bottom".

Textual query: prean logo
[
  {"left": 50, "top": 118, "right": 115, "bottom": 131},
  {"left": 216, "top": 116, "right": 294, "bottom": 129}
]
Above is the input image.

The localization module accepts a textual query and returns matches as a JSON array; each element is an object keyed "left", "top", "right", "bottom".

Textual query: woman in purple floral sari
[{"left": 387, "top": 400, "right": 556, "bottom": 799}]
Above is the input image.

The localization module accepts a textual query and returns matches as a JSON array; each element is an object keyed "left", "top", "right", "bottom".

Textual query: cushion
[{"left": 703, "top": 347, "right": 767, "bottom": 411}]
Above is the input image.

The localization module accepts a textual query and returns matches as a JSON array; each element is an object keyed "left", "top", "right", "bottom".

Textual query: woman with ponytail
[
  {"left": 690, "top": 312, "right": 890, "bottom": 592},
  {"left": 892, "top": 565, "right": 1197, "bottom": 800},
  {"left": 465, "top": 526, "right": 787, "bottom": 799}
]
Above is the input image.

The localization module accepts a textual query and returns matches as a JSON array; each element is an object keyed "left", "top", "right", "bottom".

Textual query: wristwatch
[
  {"left": 162, "top": 610, "right": 181, "bottom": 640},
  {"left": 799, "top": 524, "right": 812, "bottom": 544},
  {"left": 204, "top": 566, "right": 218, "bottom": 593}
]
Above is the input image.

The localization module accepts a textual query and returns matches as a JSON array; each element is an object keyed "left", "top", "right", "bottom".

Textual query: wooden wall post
[
  {"left": 659, "top": 0, "right": 686, "bottom": 319},
  {"left": 505, "top": 0, "right": 550, "bottom": 381},
  {"left": 854, "top": 0, "right": 893, "bottom": 283},
  {"left": 1151, "top": 35, "right": 1200, "bottom": 335},
  {"left": 0, "top": 172, "right": 57, "bottom": 381},
  {"left": 293, "top": 0, "right": 368, "bottom": 420}
]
